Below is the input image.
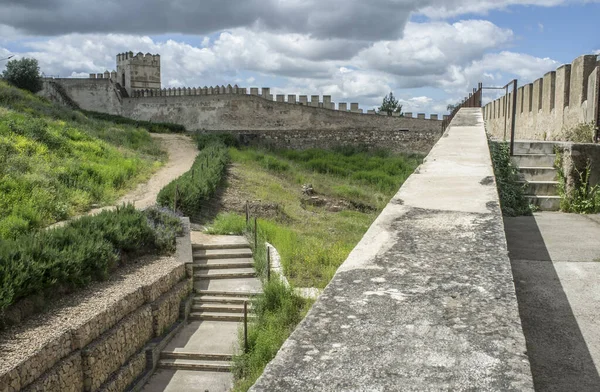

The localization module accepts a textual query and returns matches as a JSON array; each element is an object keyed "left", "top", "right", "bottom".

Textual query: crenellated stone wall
[
  {"left": 0, "top": 219, "right": 194, "bottom": 392},
  {"left": 484, "top": 54, "right": 600, "bottom": 141}
]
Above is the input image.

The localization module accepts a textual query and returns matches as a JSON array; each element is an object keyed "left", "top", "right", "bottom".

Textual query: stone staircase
[
  {"left": 511, "top": 141, "right": 560, "bottom": 211},
  {"left": 150, "top": 237, "right": 261, "bottom": 383}
]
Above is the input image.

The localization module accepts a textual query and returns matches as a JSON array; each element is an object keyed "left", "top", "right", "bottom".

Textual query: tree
[
  {"left": 2, "top": 57, "right": 43, "bottom": 93},
  {"left": 378, "top": 92, "right": 403, "bottom": 116},
  {"left": 447, "top": 104, "right": 458, "bottom": 113}
]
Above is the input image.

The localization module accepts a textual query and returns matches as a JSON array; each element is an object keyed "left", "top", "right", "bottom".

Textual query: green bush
[
  {"left": 489, "top": 141, "right": 532, "bottom": 216},
  {"left": 0, "top": 204, "right": 182, "bottom": 314},
  {"left": 81, "top": 110, "right": 186, "bottom": 133},
  {"left": 560, "top": 122, "right": 597, "bottom": 144},
  {"left": 2, "top": 58, "right": 43, "bottom": 93},
  {"left": 555, "top": 155, "right": 600, "bottom": 213},
  {"left": 195, "top": 133, "right": 240, "bottom": 150},
  {"left": 157, "top": 142, "right": 229, "bottom": 219}
]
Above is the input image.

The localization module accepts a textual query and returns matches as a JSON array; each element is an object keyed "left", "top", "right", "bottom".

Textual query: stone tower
[{"left": 116, "top": 52, "right": 161, "bottom": 95}]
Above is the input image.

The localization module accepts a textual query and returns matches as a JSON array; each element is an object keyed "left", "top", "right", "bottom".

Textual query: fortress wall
[
  {"left": 41, "top": 78, "right": 123, "bottom": 115},
  {"left": 485, "top": 54, "right": 600, "bottom": 141},
  {"left": 0, "top": 219, "right": 193, "bottom": 392},
  {"left": 249, "top": 108, "right": 534, "bottom": 391},
  {"left": 121, "top": 94, "right": 443, "bottom": 154}
]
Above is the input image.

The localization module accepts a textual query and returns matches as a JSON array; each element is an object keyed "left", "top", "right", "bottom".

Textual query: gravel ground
[{"left": 0, "top": 254, "right": 180, "bottom": 375}]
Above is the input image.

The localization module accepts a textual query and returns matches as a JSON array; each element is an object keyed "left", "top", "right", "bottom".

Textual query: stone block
[
  {"left": 23, "top": 352, "right": 83, "bottom": 392},
  {"left": 310, "top": 95, "right": 320, "bottom": 107},
  {"left": 287, "top": 95, "right": 296, "bottom": 104},
  {"left": 443, "top": 115, "right": 449, "bottom": 120},
  {"left": 250, "top": 88, "right": 259, "bottom": 96},
  {"left": 555, "top": 64, "right": 572, "bottom": 109},
  {"left": 404, "top": 112, "right": 412, "bottom": 118},
  {"left": 516, "top": 86, "right": 524, "bottom": 113},
  {"left": 142, "top": 264, "right": 186, "bottom": 303},
  {"left": 96, "top": 351, "right": 146, "bottom": 392},
  {"left": 323, "top": 95, "right": 331, "bottom": 105},
  {"left": 417, "top": 113, "right": 426, "bottom": 119},
  {"left": 151, "top": 280, "right": 191, "bottom": 337},
  {"left": 81, "top": 305, "right": 153, "bottom": 392},
  {"left": 586, "top": 66, "right": 600, "bottom": 123},
  {"left": 338, "top": 102, "right": 347, "bottom": 111},
  {"left": 72, "top": 287, "right": 146, "bottom": 350},
  {"left": 350, "top": 103, "right": 359, "bottom": 113},
  {"left": 276, "top": 94, "right": 285, "bottom": 102},
  {"left": 262, "top": 88, "right": 270, "bottom": 99},
  {"left": 89, "top": 74, "right": 96, "bottom": 79},
  {"left": 7, "top": 330, "right": 74, "bottom": 390},
  {"left": 367, "top": 109, "right": 376, "bottom": 114},
  {"left": 299, "top": 95, "right": 308, "bottom": 105},
  {"left": 533, "top": 78, "right": 543, "bottom": 112},
  {"left": 97, "top": 73, "right": 103, "bottom": 79},
  {"left": 569, "top": 54, "right": 598, "bottom": 105},
  {"left": 430, "top": 114, "right": 438, "bottom": 120}
]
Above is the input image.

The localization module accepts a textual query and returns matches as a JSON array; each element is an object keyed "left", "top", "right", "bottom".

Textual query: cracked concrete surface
[{"left": 249, "top": 108, "right": 534, "bottom": 391}]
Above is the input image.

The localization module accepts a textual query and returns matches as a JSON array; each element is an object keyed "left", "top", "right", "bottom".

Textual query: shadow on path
[{"left": 505, "top": 216, "right": 600, "bottom": 392}]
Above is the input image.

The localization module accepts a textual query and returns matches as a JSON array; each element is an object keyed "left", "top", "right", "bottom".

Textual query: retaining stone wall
[{"left": 0, "top": 218, "right": 193, "bottom": 392}]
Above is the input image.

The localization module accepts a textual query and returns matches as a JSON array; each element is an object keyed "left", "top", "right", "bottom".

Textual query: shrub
[
  {"left": 560, "top": 122, "right": 597, "bottom": 144},
  {"left": 2, "top": 58, "right": 43, "bottom": 93},
  {"left": 195, "top": 133, "right": 240, "bottom": 150},
  {"left": 0, "top": 204, "right": 182, "bottom": 314},
  {"left": 157, "top": 142, "right": 229, "bottom": 219}
]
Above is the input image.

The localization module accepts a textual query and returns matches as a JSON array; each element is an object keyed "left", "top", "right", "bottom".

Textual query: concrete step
[
  {"left": 190, "top": 311, "right": 256, "bottom": 322},
  {"left": 193, "top": 248, "right": 253, "bottom": 260},
  {"left": 511, "top": 154, "right": 556, "bottom": 168},
  {"left": 193, "top": 259, "right": 254, "bottom": 270},
  {"left": 160, "top": 352, "right": 233, "bottom": 361},
  {"left": 518, "top": 167, "right": 557, "bottom": 182},
  {"left": 192, "top": 303, "right": 249, "bottom": 313},
  {"left": 196, "top": 290, "right": 260, "bottom": 297},
  {"left": 194, "top": 268, "right": 256, "bottom": 279},
  {"left": 525, "top": 195, "right": 561, "bottom": 211},
  {"left": 194, "top": 295, "right": 251, "bottom": 304},
  {"left": 513, "top": 141, "right": 556, "bottom": 155},
  {"left": 192, "top": 242, "right": 250, "bottom": 251},
  {"left": 157, "top": 358, "right": 231, "bottom": 372},
  {"left": 518, "top": 181, "right": 560, "bottom": 196}
]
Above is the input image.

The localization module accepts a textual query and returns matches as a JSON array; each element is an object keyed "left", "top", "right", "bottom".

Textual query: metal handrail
[{"left": 441, "top": 82, "right": 483, "bottom": 131}]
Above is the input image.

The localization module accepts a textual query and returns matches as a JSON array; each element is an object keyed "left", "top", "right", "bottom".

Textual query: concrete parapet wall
[
  {"left": 0, "top": 219, "right": 193, "bottom": 392},
  {"left": 249, "top": 108, "right": 534, "bottom": 391},
  {"left": 40, "top": 78, "right": 123, "bottom": 115},
  {"left": 485, "top": 54, "right": 599, "bottom": 140}
]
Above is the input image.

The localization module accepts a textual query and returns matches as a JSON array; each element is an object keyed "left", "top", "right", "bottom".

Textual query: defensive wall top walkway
[{"left": 250, "top": 108, "right": 534, "bottom": 391}]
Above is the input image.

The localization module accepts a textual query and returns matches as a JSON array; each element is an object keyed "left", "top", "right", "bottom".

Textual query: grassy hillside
[
  {"left": 0, "top": 81, "right": 166, "bottom": 239},
  {"left": 209, "top": 146, "right": 422, "bottom": 288}
]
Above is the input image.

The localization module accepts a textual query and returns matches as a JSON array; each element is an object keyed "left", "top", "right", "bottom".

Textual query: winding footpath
[{"left": 49, "top": 133, "right": 197, "bottom": 229}]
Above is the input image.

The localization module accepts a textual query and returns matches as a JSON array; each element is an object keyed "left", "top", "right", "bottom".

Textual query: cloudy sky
[{"left": 1, "top": 0, "right": 599, "bottom": 115}]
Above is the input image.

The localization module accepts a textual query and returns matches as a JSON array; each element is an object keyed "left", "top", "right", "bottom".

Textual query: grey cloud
[{"left": 0, "top": 0, "right": 417, "bottom": 40}]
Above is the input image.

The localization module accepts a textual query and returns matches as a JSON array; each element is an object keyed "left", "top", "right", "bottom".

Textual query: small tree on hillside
[
  {"left": 2, "top": 58, "right": 43, "bottom": 93},
  {"left": 378, "top": 92, "right": 403, "bottom": 116}
]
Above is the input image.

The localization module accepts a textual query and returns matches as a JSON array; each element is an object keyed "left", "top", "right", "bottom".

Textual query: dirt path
[
  {"left": 49, "top": 134, "right": 197, "bottom": 228},
  {"left": 115, "top": 133, "right": 197, "bottom": 210}
]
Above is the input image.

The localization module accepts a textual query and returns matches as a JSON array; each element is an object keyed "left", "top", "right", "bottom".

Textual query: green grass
[
  {"left": 0, "top": 81, "right": 166, "bottom": 239},
  {"left": 206, "top": 212, "right": 246, "bottom": 235},
  {"left": 226, "top": 146, "right": 422, "bottom": 288}
]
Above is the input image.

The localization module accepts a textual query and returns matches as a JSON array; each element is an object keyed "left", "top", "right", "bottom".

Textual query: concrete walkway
[
  {"left": 505, "top": 212, "right": 600, "bottom": 391},
  {"left": 142, "top": 233, "right": 262, "bottom": 392}
]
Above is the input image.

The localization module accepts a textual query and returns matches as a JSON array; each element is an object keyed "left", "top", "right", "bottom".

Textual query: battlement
[
  {"left": 484, "top": 53, "right": 600, "bottom": 140},
  {"left": 116, "top": 51, "right": 160, "bottom": 66},
  {"left": 130, "top": 85, "right": 441, "bottom": 120}
]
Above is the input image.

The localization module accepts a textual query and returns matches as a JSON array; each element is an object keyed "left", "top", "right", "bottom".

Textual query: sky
[{"left": 0, "top": 0, "right": 599, "bottom": 115}]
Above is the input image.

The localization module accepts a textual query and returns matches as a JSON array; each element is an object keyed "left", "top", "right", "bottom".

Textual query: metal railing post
[
  {"left": 510, "top": 79, "right": 518, "bottom": 156},
  {"left": 243, "top": 301, "right": 248, "bottom": 353},
  {"left": 267, "top": 244, "right": 271, "bottom": 282},
  {"left": 254, "top": 217, "right": 257, "bottom": 250}
]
